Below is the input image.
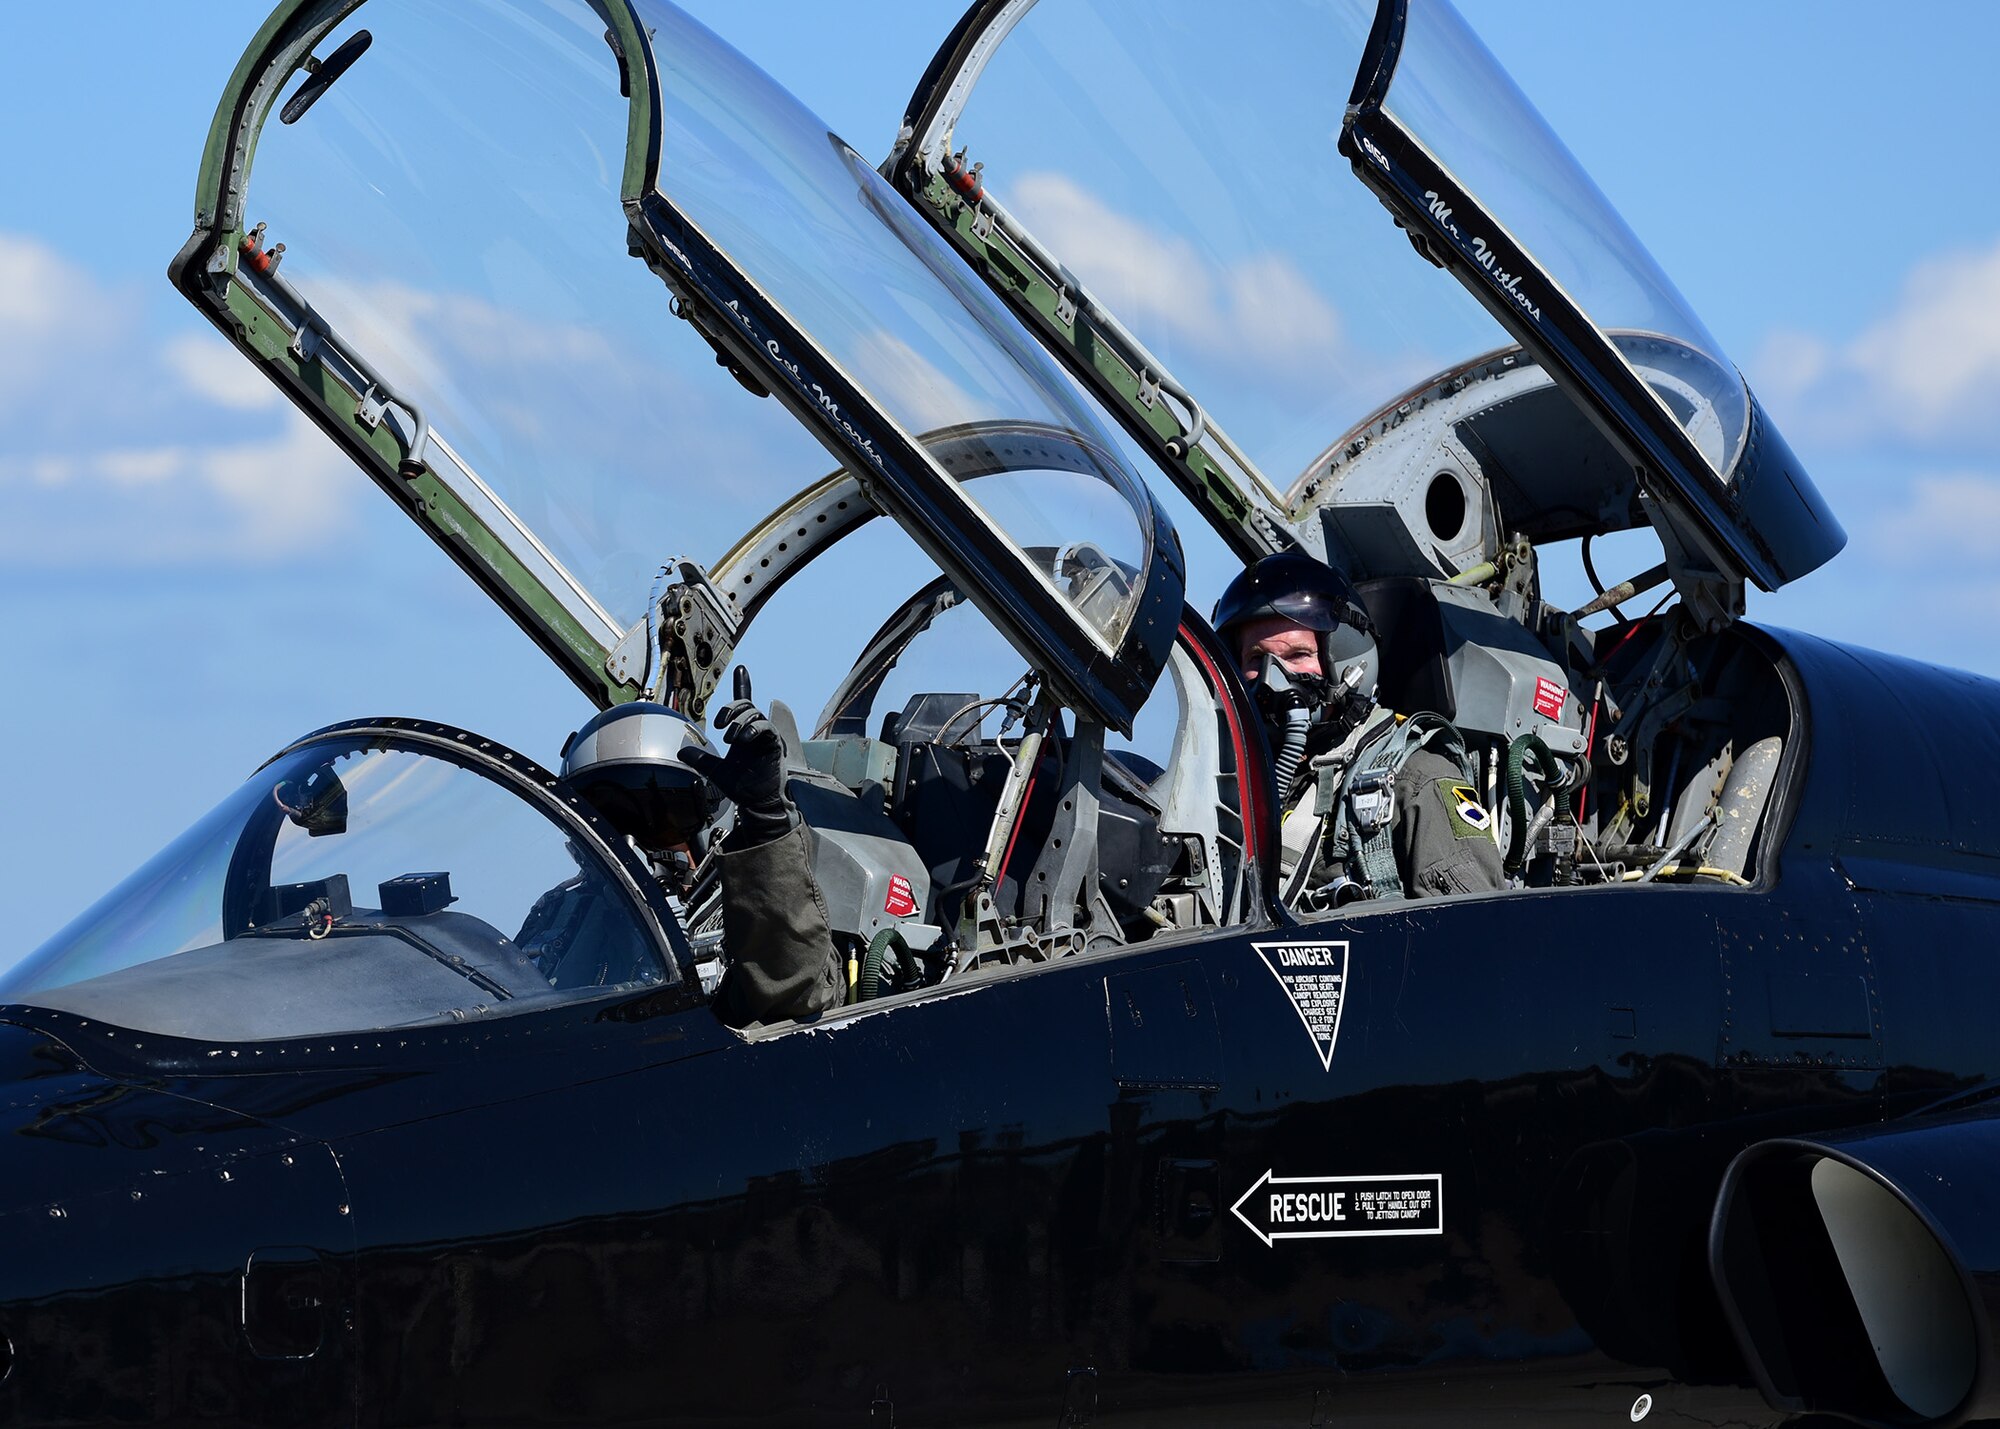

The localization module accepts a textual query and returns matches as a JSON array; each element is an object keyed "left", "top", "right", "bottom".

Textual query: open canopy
[
  {"left": 883, "top": 0, "right": 1845, "bottom": 599},
  {"left": 174, "top": 0, "right": 1843, "bottom": 735},
  {"left": 173, "top": 0, "right": 1182, "bottom": 732}
]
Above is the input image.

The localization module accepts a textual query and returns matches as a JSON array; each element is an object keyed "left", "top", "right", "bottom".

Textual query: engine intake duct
[{"left": 1710, "top": 1116, "right": 2000, "bottom": 1428}]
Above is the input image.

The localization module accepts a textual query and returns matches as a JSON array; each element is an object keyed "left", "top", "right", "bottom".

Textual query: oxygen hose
[
  {"left": 1273, "top": 706, "right": 1311, "bottom": 806},
  {"left": 1503, "top": 733, "right": 1572, "bottom": 878},
  {"left": 857, "top": 926, "right": 908, "bottom": 1002}
]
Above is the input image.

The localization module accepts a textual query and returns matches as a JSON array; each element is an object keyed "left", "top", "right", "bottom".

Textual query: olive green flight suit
[
  {"left": 1292, "top": 735, "right": 1506, "bottom": 902},
  {"left": 712, "top": 821, "right": 843, "bottom": 1029}
]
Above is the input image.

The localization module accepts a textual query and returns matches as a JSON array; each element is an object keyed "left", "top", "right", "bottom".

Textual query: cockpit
[{"left": 0, "top": 0, "right": 1846, "bottom": 1041}]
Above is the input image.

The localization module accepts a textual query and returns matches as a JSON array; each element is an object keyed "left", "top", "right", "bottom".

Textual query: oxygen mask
[{"left": 1252, "top": 655, "right": 1377, "bottom": 804}]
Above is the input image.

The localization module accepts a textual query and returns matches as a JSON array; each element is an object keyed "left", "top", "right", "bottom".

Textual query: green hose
[
  {"left": 1504, "top": 733, "right": 1572, "bottom": 878},
  {"left": 858, "top": 926, "right": 908, "bottom": 1002}
]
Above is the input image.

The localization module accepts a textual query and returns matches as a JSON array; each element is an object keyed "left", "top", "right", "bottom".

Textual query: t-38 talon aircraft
[{"left": 6, "top": 2, "right": 1999, "bottom": 1426}]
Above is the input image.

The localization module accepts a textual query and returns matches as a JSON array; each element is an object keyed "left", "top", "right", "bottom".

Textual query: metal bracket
[
  {"left": 289, "top": 315, "right": 326, "bottom": 368},
  {"left": 1019, "top": 720, "right": 1125, "bottom": 956},
  {"left": 354, "top": 382, "right": 389, "bottom": 432},
  {"left": 1642, "top": 490, "right": 1745, "bottom": 634},
  {"left": 605, "top": 612, "right": 652, "bottom": 691},
  {"left": 655, "top": 557, "right": 742, "bottom": 711},
  {"left": 954, "top": 889, "right": 1046, "bottom": 974}
]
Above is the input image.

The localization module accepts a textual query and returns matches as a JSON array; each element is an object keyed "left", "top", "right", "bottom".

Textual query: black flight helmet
[
  {"left": 1212, "top": 550, "right": 1380, "bottom": 699},
  {"left": 559, "top": 702, "right": 716, "bottom": 851}
]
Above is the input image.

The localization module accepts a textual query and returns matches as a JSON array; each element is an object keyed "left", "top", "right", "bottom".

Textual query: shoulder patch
[{"left": 1435, "top": 780, "right": 1492, "bottom": 838}]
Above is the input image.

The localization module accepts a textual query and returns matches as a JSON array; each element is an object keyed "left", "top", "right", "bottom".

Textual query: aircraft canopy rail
[
  {"left": 172, "top": 0, "right": 676, "bottom": 707},
  {"left": 175, "top": 0, "right": 1183, "bottom": 733},
  {"left": 887, "top": 0, "right": 1844, "bottom": 603}
]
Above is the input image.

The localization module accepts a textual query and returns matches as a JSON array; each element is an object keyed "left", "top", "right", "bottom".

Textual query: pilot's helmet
[
  {"left": 1212, "top": 549, "right": 1379, "bottom": 698},
  {"left": 560, "top": 702, "right": 715, "bottom": 851}
]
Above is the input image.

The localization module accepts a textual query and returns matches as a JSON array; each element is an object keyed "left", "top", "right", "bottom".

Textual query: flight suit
[
  {"left": 1378, "top": 747, "right": 1508, "bottom": 898},
  {"left": 1288, "top": 725, "right": 1506, "bottom": 903},
  {"left": 712, "top": 820, "right": 844, "bottom": 1028}
]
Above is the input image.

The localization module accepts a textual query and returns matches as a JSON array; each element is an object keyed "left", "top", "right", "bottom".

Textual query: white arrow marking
[
  {"left": 1231, "top": 1169, "right": 1444, "bottom": 1244},
  {"left": 1232, "top": 1169, "right": 1276, "bottom": 1247}
]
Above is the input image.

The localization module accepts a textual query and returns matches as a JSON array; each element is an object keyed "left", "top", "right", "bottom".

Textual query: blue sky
[{"left": 4, "top": 1, "right": 1999, "bottom": 961}]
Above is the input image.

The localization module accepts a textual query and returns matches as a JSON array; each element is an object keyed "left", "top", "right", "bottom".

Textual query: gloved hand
[{"left": 681, "top": 675, "right": 796, "bottom": 850}]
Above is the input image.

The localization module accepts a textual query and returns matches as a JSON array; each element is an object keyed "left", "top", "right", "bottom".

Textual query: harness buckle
[{"left": 1347, "top": 768, "right": 1397, "bottom": 834}]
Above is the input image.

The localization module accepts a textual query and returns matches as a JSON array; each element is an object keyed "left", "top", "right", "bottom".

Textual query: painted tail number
[{"left": 1231, "top": 1170, "right": 1443, "bottom": 1246}]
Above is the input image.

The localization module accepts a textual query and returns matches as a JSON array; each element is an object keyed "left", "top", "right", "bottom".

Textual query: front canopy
[{"left": 173, "top": 0, "right": 1183, "bottom": 732}]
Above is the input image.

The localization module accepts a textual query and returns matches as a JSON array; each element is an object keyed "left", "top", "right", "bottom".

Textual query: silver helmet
[{"left": 559, "top": 702, "right": 715, "bottom": 850}]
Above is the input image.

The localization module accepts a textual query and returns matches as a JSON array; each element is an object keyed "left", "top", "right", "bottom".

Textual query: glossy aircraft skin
[
  {"left": 7, "top": 3, "right": 2000, "bottom": 1429},
  {"left": 5, "top": 631, "right": 2000, "bottom": 1428}
]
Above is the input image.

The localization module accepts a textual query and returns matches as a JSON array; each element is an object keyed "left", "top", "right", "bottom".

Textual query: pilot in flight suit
[
  {"left": 557, "top": 692, "right": 842, "bottom": 1028},
  {"left": 1214, "top": 551, "right": 1505, "bottom": 907},
  {"left": 681, "top": 695, "right": 845, "bottom": 1028}
]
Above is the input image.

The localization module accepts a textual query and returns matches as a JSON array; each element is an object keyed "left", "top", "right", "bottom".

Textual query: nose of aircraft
[{"left": 0, "top": 1017, "right": 358, "bottom": 1422}]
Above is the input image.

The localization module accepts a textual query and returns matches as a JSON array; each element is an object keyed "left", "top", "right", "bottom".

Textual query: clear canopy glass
[
  {"left": 244, "top": 0, "right": 834, "bottom": 634},
  {"left": 923, "top": 0, "right": 1520, "bottom": 505},
  {"left": 2, "top": 733, "right": 664, "bottom": 1040},
  {"left": 901, "top": 0, "right": 1762, "bottom": 515},
  {"left": 1384, "top": 0, "right": 1750, "bottom": 478},
  {"left": 640, "top": 0, "right": 1158, "bottom": 650}
]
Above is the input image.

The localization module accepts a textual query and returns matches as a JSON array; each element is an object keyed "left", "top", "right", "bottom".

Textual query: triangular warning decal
[{"left": 1253, "top": 941, "right": 1350, "bottom": 1071}]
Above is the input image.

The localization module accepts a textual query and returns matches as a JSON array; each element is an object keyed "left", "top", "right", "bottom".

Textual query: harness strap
[{"left": 1332, "top": 713, "right": 1476, "bottom": 902}]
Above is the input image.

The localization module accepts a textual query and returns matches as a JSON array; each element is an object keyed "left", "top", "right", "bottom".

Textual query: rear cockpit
[
  {"left": 1280, "top": 342, "right": 1801, "bottom": 894},
  {"left": 869, "top": 0, "right": 1835, "bottom": 916}
]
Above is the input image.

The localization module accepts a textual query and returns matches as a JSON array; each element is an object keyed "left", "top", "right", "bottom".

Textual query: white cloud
[
  {"left": 847, "top": 329, "right": 983, "bottom": 436},
  {"left": 1754, "top": 237, "right": 2000, "bottom": 450},
  {"left": 303, "top": 274, "right": 622, "bottom": 410},
  {"left": 1851, "top": 245, "right": 2000, "bottom": 426},
  {"left": 0, "top": 233, "right": 121, "bottom": 341},
  {"left": 198, "top": 411, "right": 355, "bottom": 545},
  {"left": 0, "top": 234, "right": 130, "bottom": 419},
  {"left": 97, "top": 447, "right": 187, "bottom": 487},
  {"left": 1009, "top": 171, "right": 1343, "bottom": 376},
  {"left": 29, "top": 457, "right": 74, "bottom": 488},
  {"left": 0, "top": 410, "right": 355, "bottom": 565},
  {"left": 163, "top": 330, "right": 282, "bottom": 412},
  {"left": 0, "top": 231, "right": 359, "bottom": 566},
  {"left": 1222, "top": 254, "right": 1345, "bottom": 365},
  {"left": 1867, "top": 472, "right": 2000, "bottom": 565}
]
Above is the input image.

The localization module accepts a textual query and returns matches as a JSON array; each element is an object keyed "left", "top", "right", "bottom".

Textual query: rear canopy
[{"left": 883, "top": 0, "right": 1844, "bottom": 599}]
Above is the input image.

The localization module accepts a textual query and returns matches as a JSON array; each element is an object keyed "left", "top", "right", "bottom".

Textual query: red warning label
[
  {"left": 1532, "top": 676, "right": 1566, "bottom": 720},
  {"left": 885, "top": 874, "right": 917, "bottom": 918}
]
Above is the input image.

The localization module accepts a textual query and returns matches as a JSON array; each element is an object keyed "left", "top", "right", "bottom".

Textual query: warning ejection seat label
[{"left": 1253, "top": 940, "right": 1348, "bottom": 1070}]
